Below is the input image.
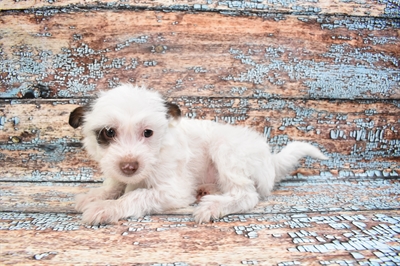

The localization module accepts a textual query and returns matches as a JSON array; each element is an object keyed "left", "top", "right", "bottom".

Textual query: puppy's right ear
[{"left": 69, "top": 106, "right": 86, "bottom": 128}]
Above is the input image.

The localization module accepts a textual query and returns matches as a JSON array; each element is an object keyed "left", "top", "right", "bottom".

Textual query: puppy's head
[{"left": 69, "top": 84, "right": 181, "bottom": 184}]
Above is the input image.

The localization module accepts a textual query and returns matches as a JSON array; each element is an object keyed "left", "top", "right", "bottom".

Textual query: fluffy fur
[{"left": 69, "top": 84, "right": 328, "bottom": 224}]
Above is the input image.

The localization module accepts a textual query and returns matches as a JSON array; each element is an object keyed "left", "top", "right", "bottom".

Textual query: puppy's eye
[
  {"left": 143, "top": 129, "right": 153, "bottom": 138},
  {"left": 95, "top": 127, "right": 116, "bottom": 146},
  {"left": 102, "top": 127, "right": 116, "bottom": 139}
]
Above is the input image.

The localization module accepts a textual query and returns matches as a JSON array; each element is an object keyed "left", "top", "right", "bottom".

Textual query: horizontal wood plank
[
  {"left": 0, "top": 0, "right": 392, "bottom": 17},
  {"left": 2, "top": 99, "right": 400, "bottom": 143},
  {"left": 1, "top": 210, "right": 400, "bottom": 265},
  {"left": 0, "top": 10, "right": 399, "bottom": 99},
  {"left": 1, "top": 178, "right": 399, "bottom": 214},
  {"left": 1, "top": 99, "right": 399, "bottom": 181}
]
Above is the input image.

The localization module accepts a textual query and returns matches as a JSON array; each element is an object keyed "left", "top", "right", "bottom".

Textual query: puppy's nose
[{"left": 119, "top": 161, "right": 139, "bottom": 176}]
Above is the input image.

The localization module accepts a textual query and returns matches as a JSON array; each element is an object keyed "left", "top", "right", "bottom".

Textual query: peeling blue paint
[
  {"left": 227, "top": 45, "right": 399, "bottom": 99},
  {"left": 378, "top": 0, "right": 400, "bottom": 17},
  {"left": 0, "top": 116, "right": 6, "bottom": 130},
  {"left": 28, "top": 168, "right": 95, "bottom": 182},
  {"left": 263, "top": 179, "right": 400, "bottom": 214},
  {"left": 0, "top": 137, "right": 80, "bottom": 163},
  {"left": 0, "top": 36, "right": 149, "bottom": 98},
  {"left": 319, "top": 16, "right": 400, "bottom": 30}
]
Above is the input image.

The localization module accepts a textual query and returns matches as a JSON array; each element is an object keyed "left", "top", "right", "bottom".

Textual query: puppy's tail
[{"left": 272, "top": 142, "right": 328, "bottom": 181}]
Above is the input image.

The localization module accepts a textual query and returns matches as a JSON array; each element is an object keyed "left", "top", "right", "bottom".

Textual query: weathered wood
[
  {"left": 2, "top": 99, "right": 400, "bottom": 143},
  {"left": 1, "top": 210, "right": 400, "bottom": 265},
  {"left": 0, "top": 10, "right": 399, "bottom": 99},
  {"left": 0, "top": 0, "right": 392, "bottom": 17},
  {"left": 1, "top": 178, "right": 399, "bottom": 214},
  {"left": 1, "top": 0, "right": 399, "bottom": 265},
  {"left": 1, "top": 145, "right": 397, "bottom": 182},
  {"left": 1, "top": 99, "right": 399, "bottom": 181}
]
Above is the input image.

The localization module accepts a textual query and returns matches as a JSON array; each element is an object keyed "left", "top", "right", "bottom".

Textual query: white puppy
[{"left": 69, "top": 84, "right": 328, "bottom": 224}]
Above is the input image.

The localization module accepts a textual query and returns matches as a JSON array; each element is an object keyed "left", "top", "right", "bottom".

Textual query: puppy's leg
[
  {"left": 193, "top": 185, "right": 259, "bottom": 223},
  {"left": 194, "top": 135, "right": 262, "bottom": 223},
  {"left": 81, "top": 188, "right": 190, "bottom": 225},
  {"left": 193, "top": 164, "right": 259, "bottom": 223},
  {"left": 75, "top": 177, "right": 126, "bottom": 212}
]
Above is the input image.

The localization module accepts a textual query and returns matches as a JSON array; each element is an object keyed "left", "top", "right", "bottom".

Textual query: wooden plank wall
[
  {"left": 0, "top": 0, "right": 399, "bottom": 265},
  {"left": 0, "top": 1, "right": 399, "bottom": 182}
]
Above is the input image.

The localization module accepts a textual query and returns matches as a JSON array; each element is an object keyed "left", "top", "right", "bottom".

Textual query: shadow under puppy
[{"left": 69, "top": 84, "right": 328, "bottom": 225}]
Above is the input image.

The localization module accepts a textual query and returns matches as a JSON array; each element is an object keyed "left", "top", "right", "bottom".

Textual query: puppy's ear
[
  {"left": 69, "top": 106, "right": 87, "bottom": 128},
  {"left": 165, "top": 102, "right": 181, "bottom": 121}
]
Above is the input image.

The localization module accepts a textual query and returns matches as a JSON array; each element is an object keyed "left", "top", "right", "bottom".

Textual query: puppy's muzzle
[{"left": 119, "top": 161, "right": 139, "bottom": 176}]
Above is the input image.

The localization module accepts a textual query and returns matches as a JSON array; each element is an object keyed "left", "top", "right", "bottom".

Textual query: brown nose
[{"left": 119, "top": 161, "right": 139, "bottom": 176}]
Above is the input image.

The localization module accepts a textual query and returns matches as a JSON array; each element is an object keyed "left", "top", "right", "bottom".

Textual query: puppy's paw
[
  {"left": 81, "top": 200, "right": 120, "bottom": 225},
  {"left": 193, "top": 196, "right": 224, "bottom": 224},
  {"left": 75, "top": 193, "right": 101, "bottom": 213}
]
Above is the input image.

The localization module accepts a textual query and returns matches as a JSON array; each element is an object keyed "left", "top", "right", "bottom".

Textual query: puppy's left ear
[
  {"left": 69, "top": 106, "right": 87, "bottom": 128},
  {"left": 165, "top": 102, "right": 181, "bottom": 124}
]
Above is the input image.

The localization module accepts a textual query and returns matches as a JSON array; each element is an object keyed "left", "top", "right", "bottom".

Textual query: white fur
[{"left": 73, "top": 84, "right": 328, "bottom": 224}]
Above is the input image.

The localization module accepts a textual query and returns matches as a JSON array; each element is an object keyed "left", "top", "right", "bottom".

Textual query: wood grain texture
[
  {"left": 1, "top": 210, "right": 400, "bottom": 265},
  {"left": 2, "top": 99, "right": 400, "bottom": 143},
  {"left": 1, "top": 99, "right": 399, "bottom": 181},
  {"left": 0, "top": 10, "right": 399, "bottom": 99},
  {"left": 1, "top": 1, "right": 399, "bottom": 265},
  {"left": 1, "top": 178, "right": 399, "bottom": 214},
  {"left": 0, "top": 0, "right": 392, "bottom": 17}
]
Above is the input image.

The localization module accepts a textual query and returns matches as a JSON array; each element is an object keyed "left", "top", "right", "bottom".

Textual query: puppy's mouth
[{"left": 119, "top": 161, "right": 140, "bottom": 176}]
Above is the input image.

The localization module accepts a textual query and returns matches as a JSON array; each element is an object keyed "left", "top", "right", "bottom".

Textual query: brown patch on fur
[
  {"left": 69, "top": 106, "right": 87, "bottom": 128},
  {"left": 165, "top": 102, "right": 181, "bottom": 120},
  {"left": 95, "top": 127, "right": 116, "bottom": 146}
]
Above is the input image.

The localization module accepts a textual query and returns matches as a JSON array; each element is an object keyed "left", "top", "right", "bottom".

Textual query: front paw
[
  {"left": 81, "top": 200, "right": 121, "bottom": 225},
  {"left": 193, "top": 196, "right": 224, "bottom": 224},
  {"left": 75, "top": 193, "right": 101, "bottom": 213}
]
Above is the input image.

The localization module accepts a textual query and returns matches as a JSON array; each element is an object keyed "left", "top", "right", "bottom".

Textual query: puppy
[{"left": 69, "top": 84, "right": 328, "bottom": 224}]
